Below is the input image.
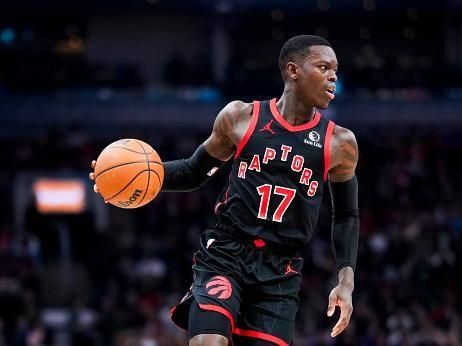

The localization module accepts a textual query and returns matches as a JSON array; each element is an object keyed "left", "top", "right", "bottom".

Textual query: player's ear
[{"left": 286, "top": 62, "right": 298, "bottom": 81}]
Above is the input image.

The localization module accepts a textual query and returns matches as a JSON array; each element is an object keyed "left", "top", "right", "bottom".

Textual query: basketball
[{"left": 94, "top": 139, "right": 164, "bottom": 208}]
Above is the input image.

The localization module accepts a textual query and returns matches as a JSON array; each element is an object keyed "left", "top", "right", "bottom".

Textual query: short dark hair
[{"left": 278, "top": 35, "right": 332, "bottom": 78}]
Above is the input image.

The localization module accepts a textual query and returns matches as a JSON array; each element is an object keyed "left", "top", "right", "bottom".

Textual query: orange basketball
[{"left": 94, "top": 139, "right": 164, "bottom": 208}]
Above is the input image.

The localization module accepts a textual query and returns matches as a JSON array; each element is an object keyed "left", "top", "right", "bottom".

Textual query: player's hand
[
  {"left": 88, "top": 160, "right": 100, "bottom": 194},
  {"left": 327, "top": 283, "right": 353, "bottom": 337}
]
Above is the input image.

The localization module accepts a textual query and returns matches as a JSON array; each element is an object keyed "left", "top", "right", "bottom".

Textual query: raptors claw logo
[{"left": 205, "top": 276, "right": 232, "bottom": 299}]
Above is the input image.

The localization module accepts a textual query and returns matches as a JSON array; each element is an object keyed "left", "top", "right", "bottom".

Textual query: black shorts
[{"left": 170, "top": 228, "right": 303, "bottom": 345}]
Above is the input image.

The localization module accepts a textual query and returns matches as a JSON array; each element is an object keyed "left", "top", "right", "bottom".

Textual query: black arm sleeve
[
  {"left": 161, "top": 144, "right": 226, "bottom": 192},
  {"left": 329, "top": 175, "right": 360, "bottom": 272}
]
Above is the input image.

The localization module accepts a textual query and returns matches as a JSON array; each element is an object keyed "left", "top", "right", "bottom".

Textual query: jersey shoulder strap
[{"left": 234, "top": 100, "right": 261, "bottom": 160}]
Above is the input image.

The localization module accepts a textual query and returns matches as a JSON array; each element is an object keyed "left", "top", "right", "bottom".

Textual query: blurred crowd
[
  {"left": 0, "top": 123, "right": 460, "bottom": 346},
  {"left": 1, "top": 9, "right": 459, "bottom": 102},
  {"left": 1, "top": 46, "right": 457, "bottom": 101}
]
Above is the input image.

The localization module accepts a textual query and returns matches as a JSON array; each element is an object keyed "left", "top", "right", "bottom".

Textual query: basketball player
[{"left": 91, "top": 35, "right": 359, "bottom": 346}]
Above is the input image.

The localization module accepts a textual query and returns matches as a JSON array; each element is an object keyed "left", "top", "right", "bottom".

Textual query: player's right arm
[
  {"left": 161, "top": 100, "right": 251, "bottom": 192},
  {"left": 89, "top": 101, "right": 251, "bottom": 193}
]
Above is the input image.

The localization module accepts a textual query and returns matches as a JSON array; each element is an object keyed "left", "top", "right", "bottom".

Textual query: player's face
[{"left": 297, "top": 46, "right": 338, "bottom": 109}]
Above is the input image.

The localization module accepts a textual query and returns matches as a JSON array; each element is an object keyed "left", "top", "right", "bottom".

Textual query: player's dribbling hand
[
  {"left": 88, "top": 160, "right": 101, "bottom": 195},
  {"left": 327, "top": 283, "right": 353, "bottom": 337}
]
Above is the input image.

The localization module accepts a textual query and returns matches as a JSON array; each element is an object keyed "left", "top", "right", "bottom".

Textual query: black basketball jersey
[{"left": 214, "top": 98, "right": 335, "bottom": 247}]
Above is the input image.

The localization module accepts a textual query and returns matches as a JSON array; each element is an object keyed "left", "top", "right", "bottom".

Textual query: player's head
[{"left": 279, "top": 35, "right": 338, "bottom": 109}]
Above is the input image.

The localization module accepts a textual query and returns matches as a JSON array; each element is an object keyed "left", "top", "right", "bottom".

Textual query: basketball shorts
[{"left": 170, "top": 228, "right": 303, "bottom": 346}]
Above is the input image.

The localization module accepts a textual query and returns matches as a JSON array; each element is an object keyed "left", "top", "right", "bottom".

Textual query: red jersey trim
[
  {"left": 199, "top": 304, "right": 235, "bottom": 332},
  {"left": 270, "top": 98, "right": 321, "bottom": 132},
  {"left": 169, "top": 306, "right": 177, "bottom": 319},
  {"left": 234, "top": 328, "right": 289, "bottom": 346},
  {"left": 323, "top": 120, "right": 335, "bottom": 182},
  {"left": 234, "top": 101, "right": 260, "bottom": 160},
  {"left": 169, "top": 305, "right": 188, "bottom": 331}
]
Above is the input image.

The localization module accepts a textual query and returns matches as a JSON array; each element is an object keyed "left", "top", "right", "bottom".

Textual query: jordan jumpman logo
[
  {"left": 259, "top": 120, "right": 276, "bottom": 134},
  {"left": 284, "top": 261, "right": 299, "bottom": 275}
]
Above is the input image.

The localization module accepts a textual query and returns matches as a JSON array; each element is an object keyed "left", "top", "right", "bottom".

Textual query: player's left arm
[{"left": 326, "top": 124, "right": 359, "bottom": 337}]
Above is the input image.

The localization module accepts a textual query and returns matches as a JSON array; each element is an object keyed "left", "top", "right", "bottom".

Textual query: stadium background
[{"left": 1, "top": 0, "right": 462, "bottom": 345}]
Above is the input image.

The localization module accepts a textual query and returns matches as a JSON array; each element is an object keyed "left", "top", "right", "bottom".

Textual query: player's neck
[{"left": 276, "top": 91, "right": 316, "bottom": 126}]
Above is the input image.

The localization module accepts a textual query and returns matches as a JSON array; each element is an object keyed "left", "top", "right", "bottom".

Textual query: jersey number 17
[{"left": 256, "top": 184, "right": 296, "bottom": 223}]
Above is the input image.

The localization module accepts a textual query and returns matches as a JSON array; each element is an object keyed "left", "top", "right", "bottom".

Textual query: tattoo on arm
[
  {"left": 204, "top": 101, "right": 244, "bottom": 161},
  {"left": 214, "top": 107, "right": 235, "bottom": 138},
  {"left": 329, "top": 127, "right": 359, "bottom": 182}
]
